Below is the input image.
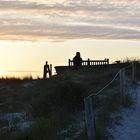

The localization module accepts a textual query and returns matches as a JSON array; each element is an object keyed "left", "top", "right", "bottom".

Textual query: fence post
[
  {"left": 120, "top": 69, "right": 125, "bottom": 101},
  {"left": 88, "top": 58, "right": 90, "bottom": 66},
  {"left": 107, "top": 59, "right": 109, "bottom": 64},
  {"left": 43, "top": 61, "right": 52, "bottom": 79},
  {"left": 68, "top": 59, "right": 71, "bottom": 67},
  {"left": 43, "top": 62, "right": 47, "bottom": 79},
  {"left": 132, "top": 62, "right": 136, "bottom": 82},
  {"left": 84, "top": 97, "right": 95, "bottom": 140},
  {"left": 49, "top": 64, "right": 52, "bottom": 77}
]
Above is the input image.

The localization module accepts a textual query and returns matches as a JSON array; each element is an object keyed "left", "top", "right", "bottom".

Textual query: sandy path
[{"left": 111, "top": 84, "right": 140, "bottom": 140}]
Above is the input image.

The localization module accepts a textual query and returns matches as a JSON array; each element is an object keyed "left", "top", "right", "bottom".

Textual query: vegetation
[{"left": 0, "top": 62, "right": 139, "bottom": 140}]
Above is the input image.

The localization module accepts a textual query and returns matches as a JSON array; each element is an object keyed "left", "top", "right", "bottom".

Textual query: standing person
[{"left": 73, "top": 52, "right": 82, "bottom": 69}]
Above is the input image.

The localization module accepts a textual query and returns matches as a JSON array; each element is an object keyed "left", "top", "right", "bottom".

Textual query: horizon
[{"left": 0, "top": 0, "right": 140, "bottom": 78}]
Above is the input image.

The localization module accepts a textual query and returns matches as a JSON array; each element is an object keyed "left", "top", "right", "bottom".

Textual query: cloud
[{"left": 0, "top": 0, "right": 139, "bottom": 41}]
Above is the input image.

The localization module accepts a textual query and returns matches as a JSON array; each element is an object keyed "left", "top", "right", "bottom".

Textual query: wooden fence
[
  {"left": 84, "top": 62, "right": 136, "bottom": 140},
  {"left": 43, "top": 61, "right": 52, "bottom": 79},
  {"left": 69, "top": 58, "right": 109, "bottom": 66}
]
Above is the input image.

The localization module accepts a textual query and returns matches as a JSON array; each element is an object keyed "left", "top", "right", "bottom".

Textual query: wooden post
[
  {"left": 88, "top": 58, "right": 90, "bottom": 66},
  {"left": 120, "top": 69, "right": 125, "bottom": 100},
  {"left": 43, "top": 61, "right": 52, "bottom": 79},
  {"left": 43, "top": 62, "right": 47, "bottom": 79},
  {"left": 68, "top": 59, "right": 71, "bottom": 67},
  {"left": 49, "top": 64, "right": 52, "bottom": 77},
  {"left": 84, "top": 97, "right": 95, "bottom": 140},
  {"left": 107, "top": 59, "right": 109, "bottom": 64},
  {"left": 132, "top": 62, "right": 136, "bottom": 82}
]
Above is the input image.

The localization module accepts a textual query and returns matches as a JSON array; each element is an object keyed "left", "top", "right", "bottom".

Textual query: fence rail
[
  {"left": 69, "top": 58, "right": 109, "bottom": 66},
  {"left": 84, "top": 62, "right": 136, "bottom": 140}
]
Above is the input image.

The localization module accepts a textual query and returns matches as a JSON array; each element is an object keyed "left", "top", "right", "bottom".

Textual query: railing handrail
[
  {"left": 69, "top": 58, "right": 109, "bottom": 66},
  {"left": 86, "top": 63, "right": 132, "bottom": 98}
]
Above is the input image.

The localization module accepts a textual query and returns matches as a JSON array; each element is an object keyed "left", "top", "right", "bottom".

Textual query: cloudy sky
[
  {"left": 0, "top": 0, "right": 140, "bottom": 78},
  {"left": 0, "top": 0, "right": 140, "bottom": 41}
]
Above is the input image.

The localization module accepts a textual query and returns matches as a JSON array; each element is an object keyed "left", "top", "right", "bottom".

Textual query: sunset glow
[
  {"left": 0, "top": 67, "right": 6, "bottom": 77},
  {"left": 0, "top": 0, "right": 140, "bottom": 78}
]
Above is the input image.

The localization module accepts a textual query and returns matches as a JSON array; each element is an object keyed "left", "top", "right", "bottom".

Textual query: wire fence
[{"left": 84, "top": 62, "right": 136, "bottom": 140}]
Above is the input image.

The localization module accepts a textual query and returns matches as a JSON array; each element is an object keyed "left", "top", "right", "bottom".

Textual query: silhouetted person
[{"left": 73, "top": 52, "right": 82, "bottom": 69}]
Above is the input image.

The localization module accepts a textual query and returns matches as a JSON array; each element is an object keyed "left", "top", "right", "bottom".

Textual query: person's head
[{"left": 76, "top": 52, "right": 80, "bottom": 57}]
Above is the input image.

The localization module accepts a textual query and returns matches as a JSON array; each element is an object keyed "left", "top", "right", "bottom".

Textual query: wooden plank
[{"left": 84, "top": 97, "right": 95, "bottom": 140}]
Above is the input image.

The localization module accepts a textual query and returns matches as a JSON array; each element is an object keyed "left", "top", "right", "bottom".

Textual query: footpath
[{"left": 111, "top": 83, "right": 140, "bottom": 140}]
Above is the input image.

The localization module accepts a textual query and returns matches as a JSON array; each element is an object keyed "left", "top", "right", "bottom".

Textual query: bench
[{"left": 68, "top": 58, "right": 109, "bottom": 66}]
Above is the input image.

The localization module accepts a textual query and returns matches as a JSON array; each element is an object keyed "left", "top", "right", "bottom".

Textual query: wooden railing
[{"left": 68, "top": 58, "right": 109, "bottom": 66}]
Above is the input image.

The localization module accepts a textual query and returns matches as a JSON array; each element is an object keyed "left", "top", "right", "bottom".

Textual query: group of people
[{"left": 73, "top": 52, "right": 82, "bottom": 69}]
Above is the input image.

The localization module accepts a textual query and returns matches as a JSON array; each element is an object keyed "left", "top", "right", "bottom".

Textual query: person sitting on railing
[{"left": 73, "top": 52, "right": 82, "bottom": 69}]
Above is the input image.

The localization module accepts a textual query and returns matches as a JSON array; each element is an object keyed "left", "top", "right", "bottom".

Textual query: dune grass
[{"left": 0, "top": 62, "right": 138, "bottom": 140}]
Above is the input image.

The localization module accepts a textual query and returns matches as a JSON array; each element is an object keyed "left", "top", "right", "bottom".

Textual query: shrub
[
  {"left": 30, "top": 81, "right": 86, "bottom": 118},
  {"left": 52, "top": 81, "right": 86, "bottom": 112}
]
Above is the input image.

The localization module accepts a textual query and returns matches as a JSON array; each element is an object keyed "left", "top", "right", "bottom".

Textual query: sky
[{"left": 0, "top": 0, "right": 140, "bottom": 78}]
